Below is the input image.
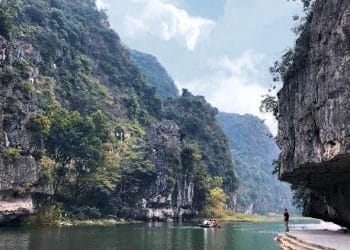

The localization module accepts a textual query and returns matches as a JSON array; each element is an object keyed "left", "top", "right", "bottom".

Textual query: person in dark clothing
[{"left": 283, "top": 208, "right": 289, "bottom": 232}]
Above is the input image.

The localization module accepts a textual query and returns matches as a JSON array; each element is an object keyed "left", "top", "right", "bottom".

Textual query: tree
[
  {"left": 202, "top": 185, "right": 228, "bottom": 217},
  {"left": 44, "top": 108, "right": 112, "bottom": 202},
  {"left": 260, "top": 94, "right": 278, "bottom": 118},
  {"left": 0, "top": 0, "right": 18, "bottom": 39}
]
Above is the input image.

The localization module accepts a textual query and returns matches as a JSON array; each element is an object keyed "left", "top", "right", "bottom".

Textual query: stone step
[
  {"left": 285, "top": 233, "right": 336, "bottom": 250},
  {"left": 278, "top": 235, "right": 315, "bottom": 250},
  {"left": 277, "top": 233, "right": 336, "bottom": 250},
  {"left": 280, "top": 235, "right": 317, "bottom": 250}
]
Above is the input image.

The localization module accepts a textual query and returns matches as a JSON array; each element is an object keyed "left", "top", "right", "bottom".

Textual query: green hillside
[
  {"left": 217, "top": 113, "right": 295, "bottom": 214},
  {"left": 130, "top": 50, "right": 178, "bottom": 100}
]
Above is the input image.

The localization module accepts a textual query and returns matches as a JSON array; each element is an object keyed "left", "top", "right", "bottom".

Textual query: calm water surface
[{"left": 0, "top": 221, "right": 313, "bottom": 250}]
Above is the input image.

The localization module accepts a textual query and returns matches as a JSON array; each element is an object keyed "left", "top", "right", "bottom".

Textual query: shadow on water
[{"left": 0, "top": 220, "right": 315, "bottom": 250}]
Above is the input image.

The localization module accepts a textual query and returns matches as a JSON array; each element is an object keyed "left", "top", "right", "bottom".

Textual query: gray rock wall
[
  {"left": 277, "top": 0, "right": 350, "bottom": 227},
  {"left": 0, "top": 35, "right": 50, "bottom": 223},
  {"left": 137, "top": 120, "right": 195, "bottom": 221}
]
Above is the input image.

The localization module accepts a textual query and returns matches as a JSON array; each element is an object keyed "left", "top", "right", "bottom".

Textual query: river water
[{"left": 0, "top": 220, "right": 315, "bottom": 250}]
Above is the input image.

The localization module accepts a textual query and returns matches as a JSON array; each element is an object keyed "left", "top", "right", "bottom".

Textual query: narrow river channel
[{"left": 0, "top": 220, "right": 317, "bottom": 250}]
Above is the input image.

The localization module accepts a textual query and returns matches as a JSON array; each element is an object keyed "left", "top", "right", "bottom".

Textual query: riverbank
[
  {"left": 218, "top": 212, "right": 316, "bottom": 223},
  {"left": 277, "top": 222, "right": 350, "bottom": 250},
  {"left": 218, "top": 212, "right": 268, "bottom": 222},
  {"left": 277, "top": 230, "right": 350, "bottom": 250},
  {"left": 22, "top": 210, "right": 311, "bottom": 227},
  {"left": 36, "top": 212, "right": 269, "bottom": 227},
  {"left": 57, "top": 213, "right": 265, "bottom": 227},
  {"left": 58, "top": 219, "right": 142, "bottom": 227}
]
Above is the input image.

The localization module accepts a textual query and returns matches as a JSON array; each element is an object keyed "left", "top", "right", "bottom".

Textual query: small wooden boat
[
  {"left": 198, "top": 224, "right": 221, "bottom": 228},
  {"left": 198, "top": 220, "right": 221, "bottom": 228}
]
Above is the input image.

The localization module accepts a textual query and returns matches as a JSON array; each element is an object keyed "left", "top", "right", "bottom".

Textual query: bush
[
  {"left": 118, "top": 207, "right": 132, "bottom": 218},
  {"left": 51, "top": 0, "right": 67, "bottom": 10},
  {"left": 13, "top": 60, "right": 31, "bottom": 79},
  {"left": 39, "top": 156, "right": 56, "bottom": 183},
  {"left": 20, "top": 82, "right": 35, "bottom": 96},
  {"left": 0, "top": 0, "right": 14, "bottom": 39},
  {"left": 0, "top": 67, "right": 18, "bottom": 86},
  {"left": 24, "top": 5, "right": 47, "bottom": 26},
  {"left": 65, "top": 206, "right": 102, "bottom": 220},
  {"left": 26, "top": 115, "right": 51, "bottom": 137},
  {"left": 2, "top": 147, "right": 21, "bottom": 162},
  {"left": 26, "top": 203, "right": 62, "bottom": 226}
]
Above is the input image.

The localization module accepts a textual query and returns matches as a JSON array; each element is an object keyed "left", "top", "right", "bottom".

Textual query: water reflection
[
  {"left": 0, "top": 221, "right": 313, "bottom": 250},
  {"left": 0, "top": 228, "right": 30, "bottom": 250}
]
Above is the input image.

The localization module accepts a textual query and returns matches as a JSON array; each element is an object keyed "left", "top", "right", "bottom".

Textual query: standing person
[{"left": 283, "top": 208, "right": 289, "bottom": 232}]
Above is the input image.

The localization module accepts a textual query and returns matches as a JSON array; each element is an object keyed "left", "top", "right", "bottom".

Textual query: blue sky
[{"left": 96, "top": 0, "right": 303, "bottom": 134}]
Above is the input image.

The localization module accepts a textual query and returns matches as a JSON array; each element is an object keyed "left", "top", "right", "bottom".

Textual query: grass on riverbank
[
  {"left": 218, "top": 211, "right": 267, "bottom": 222},
  {"left": 199, "top": 210, "right": 318, "bottom": 223},
  {"left": 24, "top": 204, "right": 141, "bottom": 227},
  {"left": 58, "top": 219, "right": 141, "bottom": 227},
  {"left": 198, "top": 209, "right": 269, "bottom": 222}
]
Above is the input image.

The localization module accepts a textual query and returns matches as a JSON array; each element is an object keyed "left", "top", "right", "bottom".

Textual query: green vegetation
[
  {"left": 218, "top": 211, "right": 267, "bottom": 222},
  {"left": 26, "top": 203, "right": 62, "bottom": 226},
  {"left": 0, "top": 0, "right": 162, "bottom": 220},
  {"left": 0, "top": 0, "right": 18, "bottom": 39},
  {"left": 164, "top": 90, "right": 238, "bottom": 211},
  {"left": 217, "top": 113, "right": 296, "bottom": 215},
  {"left": 130, "top": 50, "right": 179, "bottom": 100},
  {"left": 58, "top": 219, "right": 140, "bottom": 227},
  {"left": 202, "top": 187, "right": 228, "bottom": 218},
  {"left": 29, "top": 107, "right": 156, "bottom": 219},
  {"left": 2, "top": 147, "right": 21, "bottom": 162},
  {"left": 291, "top": 183, "right": 310, "bottom": 209},
  {"left": 6, "top": 0, "right": 161, "bottom": 122},
  {"left": 260, "top": 94, "right": 278, "bottom": 118},
  {"left": 261, "top": 0, "right": 315, "bottom": 120},
  {"left": 0, "top": 0, "right": 237, "bottom": 224}
]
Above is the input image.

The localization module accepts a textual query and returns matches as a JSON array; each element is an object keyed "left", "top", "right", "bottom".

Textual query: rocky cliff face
[
  {"left": 277, "top": 0, "right": 350, "bottom": 228},
  {"left": 133, "top": 120, "right": 195, "bottom": 220},
  {"left": 0, "top": 35, "right": 51, "bottom": 223}
]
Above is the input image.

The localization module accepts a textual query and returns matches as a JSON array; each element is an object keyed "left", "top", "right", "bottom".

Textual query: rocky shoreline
[
  {"left": 277, "top": 230, "right": 350, "bottom": 250},
  {"left": 276, "top": 222, "right": 349, "bottom": 250}
]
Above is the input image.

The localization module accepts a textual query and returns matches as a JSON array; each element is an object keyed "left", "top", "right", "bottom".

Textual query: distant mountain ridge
[
  {"left": 216, "top": 113, "right": 295, "bottom": 214},
  {"left": 130, "top": 50, "right": 179, "bottom": 100}
]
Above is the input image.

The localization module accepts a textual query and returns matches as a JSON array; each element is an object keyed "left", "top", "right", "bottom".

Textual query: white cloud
[
  {"left": 101, "top": 0, "right": 300, "bottom": 134},
  {"left": 123, "top": 0, "right": 215, "bottom": 50},
  {"left": 96, "top": 0, "right": 108, "bottom": 10},
  {"left": 176, "top": 51, "right": 278, "bottom": 134}
]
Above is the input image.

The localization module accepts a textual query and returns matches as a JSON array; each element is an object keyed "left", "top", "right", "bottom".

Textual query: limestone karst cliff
[
  {"left": 277, "top": 0, "right": 350, "bottom": 227},
  {"left": 0, "top": 34, "right": 52, "bottom": 223}
]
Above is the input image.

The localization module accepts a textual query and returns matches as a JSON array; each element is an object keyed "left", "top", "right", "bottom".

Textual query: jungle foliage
[{"left": 0, "top": 0, "right": 237, "bottom": 221}]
